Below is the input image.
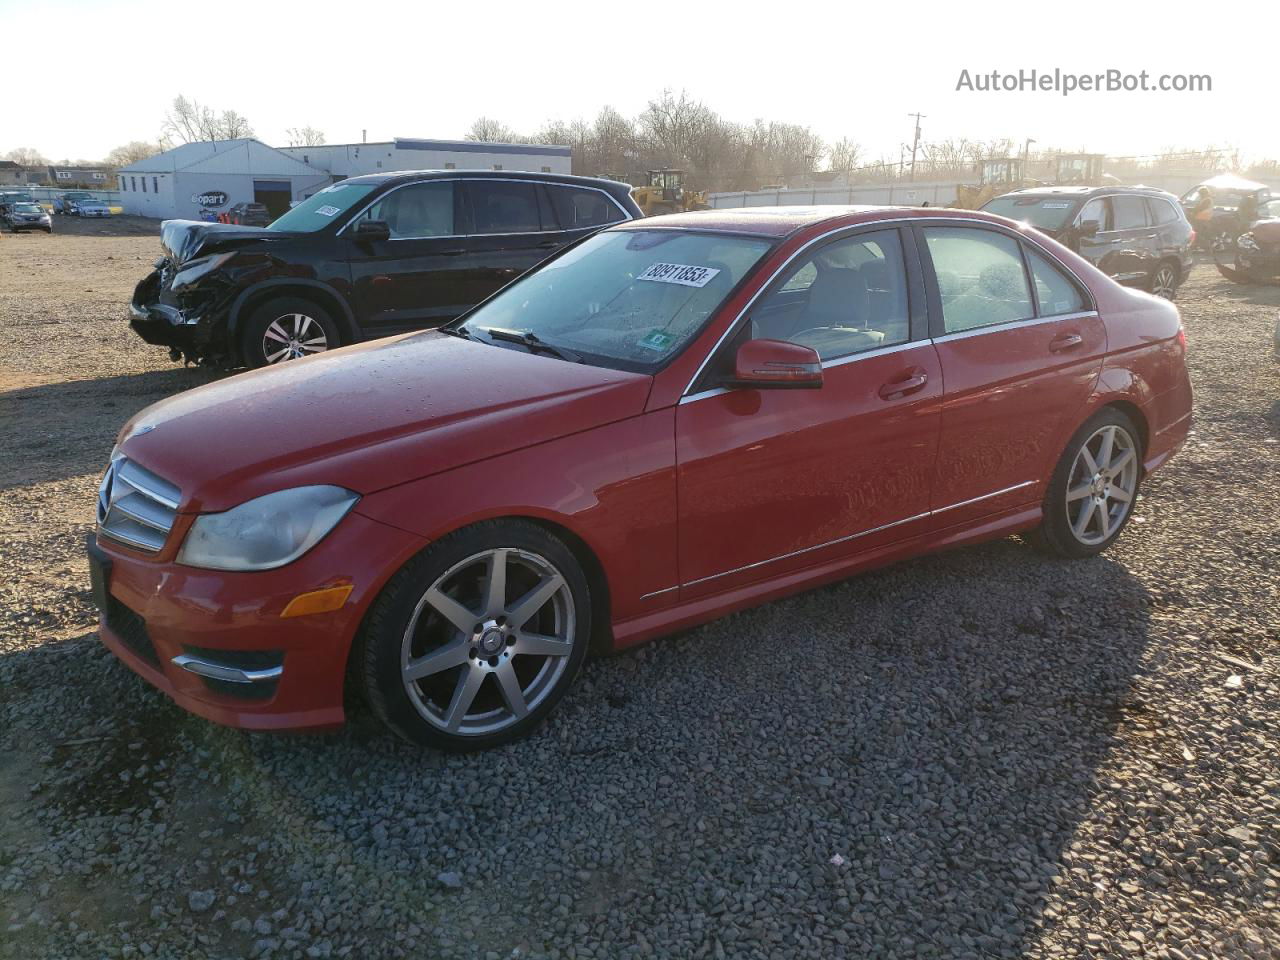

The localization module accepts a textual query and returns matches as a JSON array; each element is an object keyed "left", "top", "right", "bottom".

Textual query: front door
[
  {"left": 676, "top": 228, "right": 942, "bottom": 600},
  {"left": 917, "top": 224, "right": 1106, "bottom": 526},
  {"left": 347, "top": 180, "right": 468, "bottom": 333},
  {"left": 1107, "top": 194, "right": 1154, "bottom": 284}
]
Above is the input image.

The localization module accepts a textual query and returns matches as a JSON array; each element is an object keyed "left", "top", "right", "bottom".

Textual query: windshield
[
  {"left": 268, "top": 182, "right": 377, "bottom": 232},
  {"left": 13, "top": 203, "right": 42, "bottom": 214},
  {"left": 1258, "top": 199, "right": 1280, "bottom": 219},
  {"left": 983, "top": 195, "right": 1079, "bottom": 231},
  {"left": 457, "top": 229, "right": 774, "bottom": 372}
]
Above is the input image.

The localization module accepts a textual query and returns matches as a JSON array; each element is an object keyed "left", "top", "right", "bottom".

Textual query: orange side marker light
[{"left": 281, "top": 584, "right": 354, "bottom": 618}]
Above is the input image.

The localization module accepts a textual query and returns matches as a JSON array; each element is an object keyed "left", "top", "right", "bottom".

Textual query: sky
[{"left": 4, "top": 0, "right": 1277, "bottom": 167}]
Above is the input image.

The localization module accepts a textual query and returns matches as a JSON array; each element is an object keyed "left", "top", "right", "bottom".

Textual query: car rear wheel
[
  {"left": 1149, "top": 263, "right": 1179, "bottom": 300},
  {"left": 239, "top": 297, "right": 339, "bottom": 369},
  {"left": 360, "top": 520, "right": 591, "bottom": 751},
  {"left": 1030, "top": 408, "right": 1142, "bottom": 558}
]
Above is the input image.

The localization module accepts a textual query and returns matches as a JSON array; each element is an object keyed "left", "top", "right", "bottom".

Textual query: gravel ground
[{"left": 1, "top": 228, "right": 1278, "bottom": 960}]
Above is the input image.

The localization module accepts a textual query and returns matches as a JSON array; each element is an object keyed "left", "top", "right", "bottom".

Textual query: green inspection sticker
[{"left": 638, "top": 329, "right": 676, "bottom": 352}]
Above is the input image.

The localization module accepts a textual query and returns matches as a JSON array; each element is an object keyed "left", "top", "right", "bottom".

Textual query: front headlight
[
  {"left": 177, "top": 485, "right": 359, "bottom": 571},
  {"left": 1238, "top": 233, "right": 1259, "bottom": 252},
  {"left": 170, "top": 252, "right": 235, "bottom": 289}
]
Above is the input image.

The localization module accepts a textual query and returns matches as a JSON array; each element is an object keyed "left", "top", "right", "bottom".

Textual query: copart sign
[{"left": 191, "top": 191, "right": 228, "bottom": 207}]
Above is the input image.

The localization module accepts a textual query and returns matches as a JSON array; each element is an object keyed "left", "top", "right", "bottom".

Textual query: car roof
[
  {"left": 609, "top": 204, "right": 1024, "bottom": 239},
  {"left": 995, "top": 185, "right": 1175, "bottom": 201},
  {"left": 336, "top": 169, "right": 632, "bottom": 193}
]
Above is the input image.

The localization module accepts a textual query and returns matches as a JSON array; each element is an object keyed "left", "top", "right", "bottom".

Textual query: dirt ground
[{"left": 1, "top": 226, "right": 1278, "bottom": 960}]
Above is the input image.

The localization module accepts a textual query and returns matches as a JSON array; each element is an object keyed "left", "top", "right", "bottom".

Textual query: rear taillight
[
  {"left": 1188, "top": 228, "right": 1196, "bottom": 247},
  {"left": 1177, "top": 326, "right": 1187, "bottom": 352}
]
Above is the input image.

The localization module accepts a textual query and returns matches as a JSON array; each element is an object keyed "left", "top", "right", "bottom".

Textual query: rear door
[
  {"left": 917, "top": 223, "right": 1105, "bottom": 526},
  {"left": 346, "top": 179, "right": 469, "bottom": 333},
  {"left": 1108, "top": 194, "right": 1153, "bottom": 284},
  {"left": 456, "top": 179, "right": 559, "bottom": 305}
]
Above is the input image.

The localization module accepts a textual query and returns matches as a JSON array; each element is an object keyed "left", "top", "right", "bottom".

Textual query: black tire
[
  {"left": 1030, "top": 408, "right": 1143, "bottom": 559},
  {"left": 359, "top": 519, "right": 592, "bottom": 751},
  {"left": 238, "top": 296, "right": 340, "bottom": 369},
  {"left": 1216, "top": 263, "right": 1251, "bottom": 284}
]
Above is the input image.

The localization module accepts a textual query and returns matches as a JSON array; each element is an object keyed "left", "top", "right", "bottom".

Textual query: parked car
[
  {"left": 1214, "top": 195, "right": 1280, "bottom": 285},
  {"left": 224, "top": 202, "right": 271, "bottom": 226},
  {"left": 128, "top": 171, "right": 643, "bottom": 368},
  {"left": 75, "top": 199, "right": 112, "bottom": 218},
  {"left": 1178, "top": 174, "right": 1272, "bottom": 249},
  {"left": 4, "top": 201, "right": 52, "bottom": 233},
  {"left": 91, "top": 205, "right": 1193, "bottom": 750},
  {"left": 0, "top": 190, "right": 35, "bottom": 217},
  {"left": 982, "top": 186, "right": 1195, "bottom": 299},
  {"left": 57, "top": 191, "right": 97, "bottom": 214}
]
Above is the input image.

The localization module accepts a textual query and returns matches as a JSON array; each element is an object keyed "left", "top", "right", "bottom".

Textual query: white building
[
  {"left": 116, "top": 139, "right": 331, "bottom": 221},
  {"left": 277, "top": 138, "right": 572, "bottom": 179}
]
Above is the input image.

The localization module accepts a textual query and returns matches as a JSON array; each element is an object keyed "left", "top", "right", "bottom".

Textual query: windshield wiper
[
  {"left": 479, "top": 327, "right": 582, "bottom": 363},
  {"left": 437, "top": 325, "right": 473, "bottom": 340}
]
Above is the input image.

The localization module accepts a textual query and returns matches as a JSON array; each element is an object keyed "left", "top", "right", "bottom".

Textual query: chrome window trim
[
  {"left": 335, "top": 176, "right": 631, "bottom": 240},
  {"left": 681, "top": 214, "right": 1092, "bottom": 397},
  {"left": 673, "top": 479, "right": 1039, "bottom": 592},
  {"left": 931, "top": 310, "right": 1099, "bottom": 345}
]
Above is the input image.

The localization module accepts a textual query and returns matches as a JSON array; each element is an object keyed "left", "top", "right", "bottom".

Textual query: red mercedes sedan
[{"left": 90, "top": 206, "right": 1192, "bottom": 750}]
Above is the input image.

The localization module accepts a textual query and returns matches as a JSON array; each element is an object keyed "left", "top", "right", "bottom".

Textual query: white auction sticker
[
  {"left": 637, "top": 262, "right": 721, "bottom": 288},
  {"left": 1041, "top": 202, "right": 1071, "bottom": 209},
  {"left": 315, "top": 205, "right": 341, "bottom": 217}
]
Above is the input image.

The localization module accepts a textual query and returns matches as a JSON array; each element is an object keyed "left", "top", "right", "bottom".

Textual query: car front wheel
[
  {"left": 360, "top": 520, "right": 592, "bottom": 750},
  {"left": 239, "top": 296, "right": 339, "bottom": 368},
  {"left": 1031, "top": 408, "right": 1142, "bottom": 558}
]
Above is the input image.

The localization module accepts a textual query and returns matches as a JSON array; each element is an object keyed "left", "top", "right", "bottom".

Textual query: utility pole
[{"left": 907, "top": 112, "right": 925, "bottom": 182}]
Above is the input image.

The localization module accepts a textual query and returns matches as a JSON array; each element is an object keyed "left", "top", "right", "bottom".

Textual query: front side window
[
  {"left": 356, "top": 181, "right": 455, "bottom": 238},
  {"left": 469, "top": 181, "right": 540, "bottom": 234},
  {"left": 1112, "top": 196, "right": 1149, "bottom": 230},
  {"left": 1026, "top": 248, "right": 1086, "bottom": 316},
  {"left": 456, "top": 229, "right": 773, "bottom": 372},
  {"left": 267, "top": 181, "right": 377, "bottom": 232},
  {"left": 923, "top": 227, "right": 1034, "bottom": 333},
  {"left": 547, "top": 185, "right": 625, "bottom": 230},
  {"left": 1078, "top": 197, "right": 1110, "bottom": 231},
  {"left": 748, "top": 230, "right": 910, "bottom": 361}
]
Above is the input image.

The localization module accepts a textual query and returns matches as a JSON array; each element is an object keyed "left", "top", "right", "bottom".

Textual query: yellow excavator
[
  {"left": 953, "top": 158, "right": 1033, "bottom": 210},
  {"left": 631, "top": 169, "right": 710, "bottom": 217}
]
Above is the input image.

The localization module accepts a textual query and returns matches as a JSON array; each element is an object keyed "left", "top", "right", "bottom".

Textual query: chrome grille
[{"left": 97, "top": 456, "right": 181, "bottom": 553}]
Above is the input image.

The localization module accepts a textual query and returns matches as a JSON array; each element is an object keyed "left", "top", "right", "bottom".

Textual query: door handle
[
  {"left": 439, "top": 247, "right": 466, "bottom": 256},
  {"left": 536, "top": 240, "right": 559, "bottom": 250},
  {"left": 1049, "top": 333, "right": 1083, "bottom": 352},
  {"left": 878, "top": 372, "right": 928, "bottom": 401}
]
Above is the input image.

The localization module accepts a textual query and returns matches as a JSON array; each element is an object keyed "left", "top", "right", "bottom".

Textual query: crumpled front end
[{"left": 128, "top": 264, "right": 236, "bottom": 365}]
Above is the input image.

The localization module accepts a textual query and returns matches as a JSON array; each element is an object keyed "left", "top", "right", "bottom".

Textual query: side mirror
[
  {"left": 351, "top": 219, "right": 390, "bottom": 243},
  {"left": 1077, "top": 219, "right": 1100, "bottom": 238},
  {"left": 723, "top": 339, "right": 823, "bottom": 390}
]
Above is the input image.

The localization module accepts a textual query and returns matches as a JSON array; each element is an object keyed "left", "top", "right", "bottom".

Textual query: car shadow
[
  {"left": 1193, "top": 271, "right": 1280, "bottom": 305},
  {"left": 0, "top": 535, "right": 1159, "bottom": 958},
  {"left": 0, "top": 367, "right": 221, "bottom": 490}
]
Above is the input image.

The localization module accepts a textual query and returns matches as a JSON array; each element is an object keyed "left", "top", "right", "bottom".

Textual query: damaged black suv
[{"left": 129, "top": 170, "right": 641, "bottom": 367}]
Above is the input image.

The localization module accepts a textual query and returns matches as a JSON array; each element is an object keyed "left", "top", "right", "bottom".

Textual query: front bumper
[{"left": 92, "top": 511, "right": 425, "bottom": 731}]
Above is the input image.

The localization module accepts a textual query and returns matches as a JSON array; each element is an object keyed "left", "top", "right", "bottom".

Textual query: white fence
[{"left": 708, "top": 173, "right": 1280, "bottom": 210}]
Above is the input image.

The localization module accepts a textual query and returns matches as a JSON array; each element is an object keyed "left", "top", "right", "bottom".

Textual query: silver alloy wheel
[
  {"left": 1064, "top": 423, "right": 1139, "bottom": 546},
  {"left": 262, "top": 313, "right": 328, "bottom": 364},
  {"left": 400, "top": 548, "right": 576, "bottom": 736},
  {"left": 1151, "top": 266, "right": 1178, "bottom": 300}
]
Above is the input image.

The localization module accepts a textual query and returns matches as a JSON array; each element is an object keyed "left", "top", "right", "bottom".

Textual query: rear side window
[
  {"left": 547, "top": 185, "right": 626, "bottom": 229},
  {"left": 1112, "top": 196, "right": 1149, "bottom": 230},
  {"left": 1148, "top": 198, "right": 1180, "bottom": 225},
  {"left": 922, "top": 227, "right": 1034, "bottom": 333},
  {"left": 1026, "top": 247, "right": 1086, "bottom": 316},
  {"left": 468, "top": 181, "right": 541, "bottom": 234}
]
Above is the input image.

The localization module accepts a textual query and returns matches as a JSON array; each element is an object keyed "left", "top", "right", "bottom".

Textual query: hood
[
  {"left": 160, "top": 219, "right": 290, "bottom": 264},
  {"left": 117, "top": 333, "right": 653, "bottom": 513},
  {"left": 1249, "top": 219, "right": 1280, "bottom": 244}
]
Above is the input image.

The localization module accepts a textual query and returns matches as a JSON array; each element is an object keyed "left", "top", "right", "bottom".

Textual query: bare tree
[
  {"left": 285, "top": 126, "right": 327, "bottom": 147},
  {"left": 826, "top": 137, "right": 862, "bottom": 174},
  {"left": 4, "top": 146, "right": 49, "bottom": 167},
  {"left": 465, "top": 117, "right": 520, "bottom": 143},
  {"left": 106, "top": 141, "right": 163, "bottom": 167},
  {"left": 161, "top": 95, "right": 255, "bottom": 144}
]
